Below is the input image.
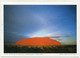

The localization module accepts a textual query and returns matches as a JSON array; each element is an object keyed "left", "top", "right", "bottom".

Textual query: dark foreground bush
[{"left": 4, "top": 45, "right": 76, "bottom": 53}]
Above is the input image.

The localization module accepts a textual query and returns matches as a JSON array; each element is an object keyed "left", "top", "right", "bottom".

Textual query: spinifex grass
[
  {"left": 14, "top": 45, "right": 60, "bottom": 49},
  {"left": 4, "top": 45, "right": 76, "bottom": 53}
]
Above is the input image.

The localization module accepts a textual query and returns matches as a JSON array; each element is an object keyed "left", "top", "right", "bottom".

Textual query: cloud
[
  {"left": 65, "top": 35, "right": 71, "bottom": 37},
  {"left": 44, "top": 35, "right": 71, "bottom": 38},
  {"left": 44, "top": 35, "right": 63, "bottom": 38},
  {"left": 27, "top": 27, "right": 61, "bottom": 38}
]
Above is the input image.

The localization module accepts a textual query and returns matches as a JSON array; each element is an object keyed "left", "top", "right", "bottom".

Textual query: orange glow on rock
[{"left": 15, "top": 37, "right": 61, "bottom": 45}]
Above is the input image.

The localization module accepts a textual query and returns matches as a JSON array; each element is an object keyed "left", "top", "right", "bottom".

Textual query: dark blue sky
[{"left": 4, "top": 5, "right": 76, "bottom": 45}]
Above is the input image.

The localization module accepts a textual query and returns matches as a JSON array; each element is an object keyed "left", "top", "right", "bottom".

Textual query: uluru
[{"left": 15, "top": 37, "right": 61, "bottom": 45}]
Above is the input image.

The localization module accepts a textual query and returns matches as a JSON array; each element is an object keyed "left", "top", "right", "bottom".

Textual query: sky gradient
[{"left": 4, "top": 5, "right": 76, "bottom": 45}]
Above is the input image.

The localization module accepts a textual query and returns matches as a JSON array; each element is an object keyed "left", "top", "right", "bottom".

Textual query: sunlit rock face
[{"left": 15, "top": 37, "right": 61, "bottom": 45}]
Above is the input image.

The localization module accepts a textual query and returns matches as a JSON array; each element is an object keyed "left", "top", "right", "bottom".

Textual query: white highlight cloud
[{"left": 27, "top": 27, "right": 60, "bottom": 37}]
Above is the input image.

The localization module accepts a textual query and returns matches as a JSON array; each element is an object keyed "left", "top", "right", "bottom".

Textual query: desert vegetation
[{"left": 4, "top": 45, "right": 76, "bottom": 53}]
